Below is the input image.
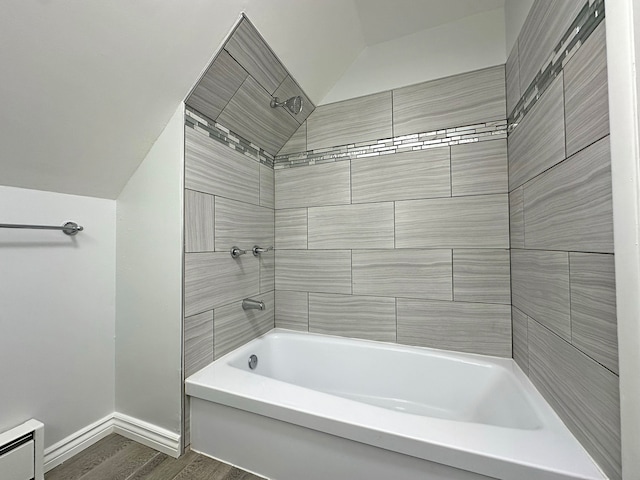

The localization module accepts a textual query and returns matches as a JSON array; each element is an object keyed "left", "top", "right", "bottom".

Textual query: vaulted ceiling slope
[{"left": 0, "top": 0, "right": 505, "bottom": 199}]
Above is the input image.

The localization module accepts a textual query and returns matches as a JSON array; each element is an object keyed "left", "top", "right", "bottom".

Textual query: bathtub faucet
[{"left": 242, "top": 298, "right": 265, "bottom": 311}]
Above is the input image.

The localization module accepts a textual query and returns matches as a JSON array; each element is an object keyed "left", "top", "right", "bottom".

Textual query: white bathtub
[{"left": 186, "top": 329, "right": 605, "bottom": 480}]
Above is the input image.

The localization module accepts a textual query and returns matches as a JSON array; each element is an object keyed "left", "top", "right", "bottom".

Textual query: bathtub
[{"left": 186, "top": 329, "right": 605, "bottom": 480}]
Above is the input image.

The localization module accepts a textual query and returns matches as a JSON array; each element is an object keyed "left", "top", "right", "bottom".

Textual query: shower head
[{"left": 270, "top": 96, "right": 303, "bottom": 115}]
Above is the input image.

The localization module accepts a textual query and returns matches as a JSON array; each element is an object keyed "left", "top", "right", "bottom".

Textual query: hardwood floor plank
[
  {"left": 131, "top": 451, "right": 199, "bottom": 480},
  {"left": 78, "top": 441, "right": 157, "bottom": 480}
]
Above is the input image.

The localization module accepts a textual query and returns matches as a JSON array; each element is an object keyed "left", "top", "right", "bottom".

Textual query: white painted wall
[
  {"left": 605, "top": 2, "right": 640, "bottom": 476},
  {"left": 0, "top": 186, "right": 115, "bottom": 448},
  {"left": 115, "top": 103, "right": 184, "bottom": 439},
  {"left": 321, "top": 8, "right": 506, "bottom": 105},
  {"left": 504, "top": 0, "right": 534, "bottom": 54}
]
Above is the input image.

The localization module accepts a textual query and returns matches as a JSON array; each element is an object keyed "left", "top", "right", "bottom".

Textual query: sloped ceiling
[{"left": 0, "top": 0, "right": 505, "bottom": 199}]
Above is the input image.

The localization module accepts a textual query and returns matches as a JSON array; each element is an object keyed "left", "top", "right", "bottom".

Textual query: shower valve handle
[
  {"left": 230, "top": 246, "right": 247, "bottom": 259},
  {"left": 252, "top": 245, "right": 274, "bottom": 256}
]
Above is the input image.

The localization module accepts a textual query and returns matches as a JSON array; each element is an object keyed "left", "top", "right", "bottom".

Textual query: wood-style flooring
[{"left": 45, "top": 434, "right": 264, "bottom": 480}]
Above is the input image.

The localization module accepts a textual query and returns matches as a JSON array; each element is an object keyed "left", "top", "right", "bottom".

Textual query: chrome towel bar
[{"left": 0, "top": 221, "right": 84, "bottom": 236}]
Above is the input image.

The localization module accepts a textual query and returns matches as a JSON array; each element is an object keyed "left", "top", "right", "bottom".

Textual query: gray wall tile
[
  {"left": 506, "top": 42, "right": 521, "bottom": 117},
  {"left": 275, "top": 208, "right": 307, "bottom": 249},
  {"left": 395, "top": 194, "right": 509, "bottom": 249},
  {"left": 397, "top": 299, "right": 512, "bottom": 357},
  {"left": 184, "top": 252, "right": 259, "bottom": 317},
  {"left": 259, "top": 252, "right": 275, "bottom": 293},
  {"left": 509, "top": 187, "right": 524, "bottom": 249},
  {"left": 278, "top": 122, "right": 307, "bottom": 156},
  {"left": 451, "top": 140, "right": 508, "bottom": 196},
  {"left": 214, "top": 197, "right": 274, "bottom": 253},
  {"left": 518, "top": 0, "right": 586, "bottom": 93},
  {"left": 275, "top": 250, "right": 351, "bottom": 294},
  {"left": 275, "top": 160, "right": 351, "bottom": 209},
  {"left": 185, "top": 127, "right": 260, "bottom": 205},
  {"left": 308, "top": 202, "right": 394, "bottom": 249},
  {"left": 260, "top": 164, "right": 275, "bottom": 208},
  {"left": 214, "top": 291, "right": 274, "bottom": 359},
  {"left": 224, "top": 20, "right": 287, "bottom": 94},
  {"left": 185, "top": 189, "right": 215, "bottom": 253},
  {"left": 352, "top": 249, "right": 452, "bottom": 300},
  {"left": 512, "top": 307, "right": 528, "bottom": 374},
  {"left": 275, "top": 290, "right": 308, "bottom": 331},
  {"left": 528, "top": 318, "right": 621, "bottom": 480},
  {"left": 186, "top": 50, "right": 248, "bottom": 122},
  {"left": 393, "top": 66, "right": 506, "bottom": 136},
  {"left": 508, "top": 75, "right": 565, "bottom": 190},
  {"left": 564, "top": 22, "right": 609, "bottom": 158},
  {"left": 309, "top": 293, "right": 396, "bottom": 342},
  {"left": 453, "top": 249, "right": 511, "bottom": 304},
  {"left": 217, "top": 76, "right": 300, "bottom": 156},
  {"left": 184, "top": 310, "right": 214, "bottom": 377},
  {"left": 273, "top": 76, "right": 315, "bottom": 125},
  {"left": 511, "top": 249, "right": 570, "bottom": 340},
  {"left": 570, "top": 253, "right": 618, "bottom": 374},
  {"left": 524, "top": 136, "right": 613, "bottom": 253},
  {"left": 351, "top": 148, "right": 450, "bottom": 203},
  {"left": 307, "top": 91, "right": 392, "bottom": 150}
]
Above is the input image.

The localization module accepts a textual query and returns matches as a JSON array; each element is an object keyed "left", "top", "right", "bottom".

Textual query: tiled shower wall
[
  {"left": 274, "top": 65, "right": 513, "bottom": 357},
  {"left": 507, "top": 1, "right": 620, "bottom": 478},
  {"left": 182, "top": 124, "right": 275, "bottom": 444}
]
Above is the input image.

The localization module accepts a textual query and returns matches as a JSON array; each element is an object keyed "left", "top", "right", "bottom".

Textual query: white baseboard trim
[
  {"left": 44, "top": 414, "right": 114, "bottom": 472},
  {"left": 113, "top": 413, "right": 180, "bottom": 458},
  {"left": 42, "top": 412, "right": 181, "bottom": 472}
]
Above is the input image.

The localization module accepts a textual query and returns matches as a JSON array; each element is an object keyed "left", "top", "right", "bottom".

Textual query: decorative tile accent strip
[
  {"left": 508, "top": 0, "right": 604, "bottom": 132},
  {"left": 274, "top": 120, "right": 507, "bottom": 169},
  {"left": 185, "top": 107, "right": 275, "bottom": 168}
]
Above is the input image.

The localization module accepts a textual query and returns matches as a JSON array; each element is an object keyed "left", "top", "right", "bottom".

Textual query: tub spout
[{"left": 242, "top": 298, "right": 265, "bottom": 311}]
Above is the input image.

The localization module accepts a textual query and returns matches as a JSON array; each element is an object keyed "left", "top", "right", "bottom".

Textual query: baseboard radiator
[{"left": 0, "top": 420, "right": 44, "bottom": 480}]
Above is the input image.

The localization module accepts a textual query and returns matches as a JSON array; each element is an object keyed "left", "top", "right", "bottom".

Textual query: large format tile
[
  {"left": 278, "top": 122, "right": 307, "bottom": 155},
  {"left": 275, "top": 208, "right": 307, "bottom": 249},
  {"left": 214, "top": 291, "right": 274, "bottom": 359},
  {"left": 508, "top": 75, "right": 565, "bottom": 190},
  {"left": 214, "top": 197, "right": 274, "bottom": 253},
  {"left": 518, "top": 0, "right": 586, "bottom": 92},
  {"left": 393, "top": 66, "right": 506, "bottom": 136},
  {"left": 351, "top": 148, "right": 450, "bottom": 203},
  {"left": 275, "top": 290, "right": 308, "bottom": 331},
  {"left": 570, "top": 253, "right": 618, "bottom": 374},
  {"left": 509, "top": 187, "right": 524, "bottom": 249},
  {"left": 451, "top": 140, "right": 508, "bottom": 196},
  {"left": 506, "top": 42, "right": 521, "bottom": 117},
  {"left": 259, "top": 164, "right": 274, "bottom": 208},
  {"left": 273, "top": 75, "right": 315, "bottom": 125},
  {"left": 185, "top": 189, "right": 215, "bottom": 253},
  {"left": 395, "top": 195, "right": 509, "bottom": 248},
  {"left": 308, "top": 203, "right": 394, "bottom": 249},
  {"left": 512, "top": 307, "right": 529, "bottom": 374},
  {"left": 309, "top": 293, "right": 396, "bottom": 342},
  {"left": 307, "top": 91, "right": 392, "bottom": 150},
  {"left": 224, "top": 19, "right": 287, "bottom": 94},
  {"left": 275, "top": 250, "right": 351, "bottom": 294},
  {"left": 217, "top": 76, "right": 300, "bottom": 155},
  {"left": 524, "top": 136, "right": 613, "bottom": 253},
  {"left": 511, "top": 249, "right": 570, "bottom": 340},
  {"left": 184, "top": 253, "right": 259, "bottom": 317},
  {"left": 352, "top": 249, "right": 452, "bottom": 300},
  {"left": 453, "top": 249, "right": 511, "bottom": 304},
  {"left": 564, "top": 22, "right": 609, "bottom": 157},
  {"left": 186, "top": 50, "right": 248, "bottom": 122},
  {"left": 184, "top": 311, "right": 214, "bottom": 378},
  {"left": 185, "top": 127, "right": 259, "bottom": 205},
  {"left": 528, "top": 319, "right": 621, "bottom": 480},
  {"left": 275, "top": 161, "right": 351, "bottom": 209},
  {"left": 259, "top": 251, "right": 275, "bottom": 293},
  {"left": 396, "top": 299, "right": 512, "bottom": 357}
]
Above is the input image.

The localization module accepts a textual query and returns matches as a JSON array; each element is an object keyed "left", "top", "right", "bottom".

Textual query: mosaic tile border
[
  {"left": 273, "top": 120, "right": 507, "bottom": 169},
  {"left": 508, "top": 0, "right": 605, "bottom": 132},
  {"left": 185, "top": 107, "right": 275, "bottom": 168}
]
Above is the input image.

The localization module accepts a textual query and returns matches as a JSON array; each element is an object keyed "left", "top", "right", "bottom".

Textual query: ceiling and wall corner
[{"left": 504, "top": 0, "right": 536, "bottom": 52}]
